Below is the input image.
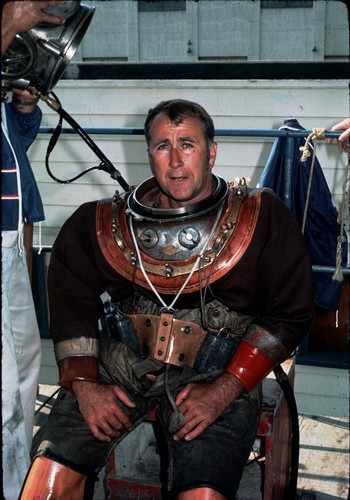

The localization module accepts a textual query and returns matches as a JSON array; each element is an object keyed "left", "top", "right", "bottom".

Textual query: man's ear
[{"left": 208, "top": 141, "right": 218, "bottom": 169}]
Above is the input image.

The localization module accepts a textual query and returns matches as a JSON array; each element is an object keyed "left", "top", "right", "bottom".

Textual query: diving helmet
[{"left": 1, "top": 1, "right": 95, "bottom": 100}]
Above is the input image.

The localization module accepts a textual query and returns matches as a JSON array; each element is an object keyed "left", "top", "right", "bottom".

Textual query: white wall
[
  {"left": 28, "top": 78, "right": 349, "bottom": 248},
  {"left": 76, "top": 0, "right": 349, "bottom": 62},
  {"left": 295, "top": 364, "right": 349, "bottom": 417}
]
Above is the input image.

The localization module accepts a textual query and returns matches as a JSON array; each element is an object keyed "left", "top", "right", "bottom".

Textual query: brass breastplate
[{"left": 96, "top": 176, "right": 262, "bottom": 294}]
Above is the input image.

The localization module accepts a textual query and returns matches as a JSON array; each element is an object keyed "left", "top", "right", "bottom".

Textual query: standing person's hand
[
  {"left": 2, "top": 1, "right": 65, "bottom": 54},
  {"left": 328, "top": 118, "right": 350, "bottom": 153},
  {"left": 11, "top": 87, "right": 40, "bottom": 113}
]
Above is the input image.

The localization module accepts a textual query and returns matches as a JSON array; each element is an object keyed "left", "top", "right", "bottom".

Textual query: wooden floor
[{"left": 33, "top": 384, "right": 349, "bottom": 499}]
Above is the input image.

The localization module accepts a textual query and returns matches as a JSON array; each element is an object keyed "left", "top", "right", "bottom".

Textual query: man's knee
[
  {"left": 176, "top": 486, "right": 227, "bottom": 500},
  {"left": 20, "top": 455, "right": 96, "bottom": 500}
]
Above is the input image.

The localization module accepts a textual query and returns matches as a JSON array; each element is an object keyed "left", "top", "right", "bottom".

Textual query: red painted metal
[
  {"left": 259, "top": 360, "right": 295, "bottom": 499},
  {"left": 107, "top": 479, "right": 163, "bottom": 500}
]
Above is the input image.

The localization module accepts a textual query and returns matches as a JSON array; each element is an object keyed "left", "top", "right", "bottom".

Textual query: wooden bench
[{"left": 257, "top": 358, "right": 296, "bottom": 499}]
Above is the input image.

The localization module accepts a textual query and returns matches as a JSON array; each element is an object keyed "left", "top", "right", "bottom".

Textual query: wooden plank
[{"left": 297, "top": 415, "right": 350, "bottom": 498}]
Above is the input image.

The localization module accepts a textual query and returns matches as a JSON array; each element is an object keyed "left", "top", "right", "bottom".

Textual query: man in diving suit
[{"left": 21, "top": 99, "right": 314, "bottom": 499}]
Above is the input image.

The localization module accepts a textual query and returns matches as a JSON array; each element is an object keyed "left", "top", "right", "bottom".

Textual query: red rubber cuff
[
  {"left": 58, "top": 356, "right": 99, "bottom": 391},
  {"left": 225, "top": 341, "right": 273, "bottom": 392}
]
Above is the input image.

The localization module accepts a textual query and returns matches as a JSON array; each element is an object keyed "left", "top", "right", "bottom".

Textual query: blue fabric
[
  {"left": 258, "top": 118, "right": 347, "bottom": 311},
  {"left": 2, "top": 101, "right": 45, "bottom": 230}
]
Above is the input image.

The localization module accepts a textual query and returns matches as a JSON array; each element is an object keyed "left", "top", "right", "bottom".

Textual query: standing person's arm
[
  {"left": 8, "top": 88, "right": 42, "bottom": 149},
  {"left": 1, "top": 1, "right": 65, "bottom": 54},
  {"left": 11, "top": 88, "right": 39, "bottom": 114}
]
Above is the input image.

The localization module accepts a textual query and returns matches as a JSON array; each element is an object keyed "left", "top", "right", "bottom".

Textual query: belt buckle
[
  {"left": 217, "top": 327, "right": 232, "bottom": 338},
  {"left": 159, "top": 306, "right": 175, "bottom": 316}
]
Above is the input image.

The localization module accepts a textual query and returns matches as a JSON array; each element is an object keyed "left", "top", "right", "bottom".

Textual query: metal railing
[{"left": 39, "top": 126, "right": 341, "bottom": 138}]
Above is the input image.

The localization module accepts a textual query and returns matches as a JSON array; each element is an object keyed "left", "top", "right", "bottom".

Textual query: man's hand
[
  {"left": 172, "top": 372, "right": 243, "bottom": 442},
  {"left": 2, "top": 1, "right": 65, "bottom": 54},
  {"left": 71, "top": 380, "right": 136, "bottom": 442},
  {"left": 328, "top": 118, "right": 350, "bottom": 153}
]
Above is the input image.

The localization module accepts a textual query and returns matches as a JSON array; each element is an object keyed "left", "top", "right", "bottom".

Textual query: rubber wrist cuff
[
  {"left": 225, "top": 341, "right": 273, "bottom": 392},
  {"left": 58, "top": 356, "right": 99, "bottom": 391}
]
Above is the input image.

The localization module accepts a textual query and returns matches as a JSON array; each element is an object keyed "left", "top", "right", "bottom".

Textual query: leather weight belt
[{"left": 122, "top": 309, "right": 209, "bottom": 367}]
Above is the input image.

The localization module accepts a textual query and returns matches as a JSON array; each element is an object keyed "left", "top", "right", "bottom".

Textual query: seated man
[{"left": 21, "top": 99, "right": 314, "bottom": 499}]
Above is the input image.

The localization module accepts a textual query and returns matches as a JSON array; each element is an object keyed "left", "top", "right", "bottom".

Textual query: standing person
[
  {"left": 21, "top": 99, "right": 315, "bottom": 499},
  {"left": 1, "top": 2, "right": 65, "bottom": 498}
]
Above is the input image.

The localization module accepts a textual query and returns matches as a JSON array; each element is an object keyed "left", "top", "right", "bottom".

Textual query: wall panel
[{"left": 28, "top": 79, "right": 348, "bottom": 247}]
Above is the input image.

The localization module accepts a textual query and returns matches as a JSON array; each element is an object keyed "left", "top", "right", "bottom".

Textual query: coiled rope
[
  {"left": 299, "top": 127, "right": 349, "bottom": 282},
  {"left": 332, "top": 156, "right": 349, "bottom": 282}
]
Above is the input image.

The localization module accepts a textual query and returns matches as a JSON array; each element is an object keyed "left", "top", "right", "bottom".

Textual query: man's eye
[
  {"left": 158, "top": 144, "right": 169, "bottom": 151},
  {"left": 182, "top": 142, "right": 193, "bottom": 149}
]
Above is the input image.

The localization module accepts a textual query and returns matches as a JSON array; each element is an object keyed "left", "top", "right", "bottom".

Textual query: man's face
[{"left": 147, "top": 113, "right": 217, "bottom": 208}]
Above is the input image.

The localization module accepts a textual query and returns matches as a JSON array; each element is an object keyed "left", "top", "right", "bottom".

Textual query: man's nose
[{"left": 169, "top": 146, "right": 183, "bottom": 167}]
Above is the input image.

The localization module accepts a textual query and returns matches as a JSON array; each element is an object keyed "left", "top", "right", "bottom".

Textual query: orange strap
[{"left": 225, "top": 341, "right": 273, "bottom": 392}]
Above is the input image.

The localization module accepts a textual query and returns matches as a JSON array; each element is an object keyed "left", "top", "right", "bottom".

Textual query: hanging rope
[
  {"left": 299, "top": 128, "right": 326, "bottom": 235},
  {"left": 332, "top": 155, "right": 349, "bottom": 282},
  {"left": 299, "top": 127, "right": 348, "bottom": 283}
]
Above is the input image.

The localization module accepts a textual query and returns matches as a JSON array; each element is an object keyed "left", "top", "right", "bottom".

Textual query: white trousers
[{"left": 2, "top": 231, "right": 41, "bottom": 500}]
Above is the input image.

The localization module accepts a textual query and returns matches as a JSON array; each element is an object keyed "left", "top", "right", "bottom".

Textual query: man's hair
[{"left": 144, "top": 99, "right": 215, "bottom": 148}]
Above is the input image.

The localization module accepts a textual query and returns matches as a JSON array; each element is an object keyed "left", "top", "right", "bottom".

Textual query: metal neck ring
[{"left": 127, "top": 174, "right": 228, "bottom": 221}]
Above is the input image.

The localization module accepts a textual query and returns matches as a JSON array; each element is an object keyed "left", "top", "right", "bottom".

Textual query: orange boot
[{"left": 20, "top": 455, "right": 94, "bottom": 500}]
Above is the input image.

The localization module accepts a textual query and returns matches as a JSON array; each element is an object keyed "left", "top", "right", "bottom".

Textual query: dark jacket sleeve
[
  {"left": 9, "top": 101, "right": 42, "bottom": 150},
  {"left": 47, "top": 201, "right": 131, "bottom": 387},
  {"left": 222, "top": 188, "right": 315, "bottom": 391},
  {"left": 214, "top": 188, "right": 315, "bottom": 361}
]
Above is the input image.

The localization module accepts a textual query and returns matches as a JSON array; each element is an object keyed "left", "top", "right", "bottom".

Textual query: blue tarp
[{"left": 258, "top": 118, "right": 347, "bottom": 311}]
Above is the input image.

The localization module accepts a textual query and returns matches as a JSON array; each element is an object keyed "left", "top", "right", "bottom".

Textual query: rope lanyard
[{"left": 299, "top": 128, "right": 326, "bottom": 235}]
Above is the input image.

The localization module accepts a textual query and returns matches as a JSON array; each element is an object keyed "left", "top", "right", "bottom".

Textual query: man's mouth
[{"left": 170, "top": 176, "right": 186, "bottom": 182}]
